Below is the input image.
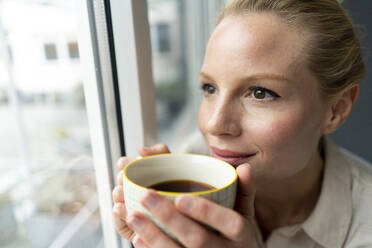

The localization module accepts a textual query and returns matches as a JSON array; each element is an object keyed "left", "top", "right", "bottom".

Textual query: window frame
[
  {"left": 109, "top": 0, "right": 158, "bottom": 157},
  {"left": 77, "top": 0, "right": 123, "bottom": 247}
]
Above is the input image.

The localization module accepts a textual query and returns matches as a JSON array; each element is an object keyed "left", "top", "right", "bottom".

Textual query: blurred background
[
  {"left": 0, "top": 0, "right": 370, "bottom": 247},
  {"left": 0, "top": 0, "right": 101, "bottom": 247},
  {"left": 330, "top": 0, "right": 372, "bottom": 162}
]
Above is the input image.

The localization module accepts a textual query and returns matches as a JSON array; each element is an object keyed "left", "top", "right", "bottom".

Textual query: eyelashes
[
  {"left": 247, "top": 86, "right": 281, "bottom": 100},
  {"left": 200, "top": 83, "right": 281, "bottom": 101}
]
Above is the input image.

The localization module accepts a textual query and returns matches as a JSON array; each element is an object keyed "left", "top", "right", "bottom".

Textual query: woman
[{"left": 112, "top": 0, "right": 372, "bottom": 247}]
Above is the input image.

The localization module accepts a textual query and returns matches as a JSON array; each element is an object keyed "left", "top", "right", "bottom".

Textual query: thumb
[
  {"left": 138, "top": 144, "right": 170, "bottom": 157},
  {"left": 235, "top": 163, "right": 256, "bottom": 219}
]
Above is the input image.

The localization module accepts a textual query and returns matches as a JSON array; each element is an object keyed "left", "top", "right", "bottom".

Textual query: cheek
[
  {"left": 248, "top": 107, "right": 322, "bottom": 160},
  {"left": 259, "top": 113, "right": 304, "bottom": 146},
  {"left": 243, "top": 108, "right": 323, "bottom": 182}
]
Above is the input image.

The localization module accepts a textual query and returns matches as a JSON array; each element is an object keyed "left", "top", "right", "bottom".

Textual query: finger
[
  {"left": 126, "top": 211, "right": 180, "bottom": 248},
  {"left": 141, "top": 190, "right": 223, "bottom": 248},
  {"left": 117, "top": 172, "right": 123, "bottom": 186},
  {"left": 175, "top": 195, "right": 248, "bottom": 242},
  {"left": 116, "top": 156, "right": 135, "bottom": 171},
  {"left": 132, "top": 235, "right": 149, "bottom": 248},
  {"left": 112, "top": 185, "right": 124, "bottom": 204},
  {"left": 235, "top": 163, "right": 256, "bottom": 218},
  {"left": 112, "top": 203, "right": 135, "bottom": 241},
  {"left": 138, "top": 144, "right": 170, "bottom": 157}
]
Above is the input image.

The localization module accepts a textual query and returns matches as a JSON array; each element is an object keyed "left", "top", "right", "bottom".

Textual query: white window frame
[
  {"left": 77, "top": 0, "right": 122, "bottom": 247},
  {"left": 110, "top": 0, "right": 158, "bottom": 157}
]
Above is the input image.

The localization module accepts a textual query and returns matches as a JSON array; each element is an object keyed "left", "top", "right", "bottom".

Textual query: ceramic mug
[{"left": 123, "top": 153, "right": 238, "bottom": 239}]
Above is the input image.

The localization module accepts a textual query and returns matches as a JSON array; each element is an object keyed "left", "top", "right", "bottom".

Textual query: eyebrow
[{"left": 199, "top": 71, "right": 290, "bottom": 83}]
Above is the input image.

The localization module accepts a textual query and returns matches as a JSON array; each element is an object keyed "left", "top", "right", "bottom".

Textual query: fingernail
[
  {"left": 142, "top": 192, "right": 158, "bottom": 210},
  {"left": 177, "top": 196, "right": 194, "bottom": 212},
  {"left": 127, "top": 215, "right": 143, "bottom": 231}
]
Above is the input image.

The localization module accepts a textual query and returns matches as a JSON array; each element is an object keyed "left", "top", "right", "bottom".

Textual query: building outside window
[
  {"left": 156, "top": 23, "right": 171, "bottom": 54},
  {"left": 0, "top": 0, "right": 103, "bottom": 247},
  {"left": 67, "top": 41, "right": 79, "bottom": 59},
  {"left": 44, "top": 43, "right": 57, "bottom": 60}
]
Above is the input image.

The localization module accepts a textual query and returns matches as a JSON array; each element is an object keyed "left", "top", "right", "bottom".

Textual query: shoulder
[
  {"left": 336, "top": 146, "right": 372, "bottom": 246},
  {"left": 339, "top": 146, "right": 372, "bottom": 191},
  {"left": 338, "top": 147, "right": 372, "bottom": 205},
  {"left": 339, "top": 147, "right": 372, "bottom": 224}
]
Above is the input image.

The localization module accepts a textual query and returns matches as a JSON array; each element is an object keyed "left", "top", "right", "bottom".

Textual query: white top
[{"left": 184, "top": 133, "right": 372, "bottom": 248}]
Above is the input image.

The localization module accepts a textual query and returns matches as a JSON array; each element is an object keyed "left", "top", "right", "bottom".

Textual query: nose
[{"left": 206, "top": 97, "right": 242, "bottom": 137}]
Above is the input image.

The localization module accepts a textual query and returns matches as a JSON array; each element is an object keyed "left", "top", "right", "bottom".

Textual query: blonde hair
[{"left": 218, "top": 0, "right": 366, "bottom": 99}]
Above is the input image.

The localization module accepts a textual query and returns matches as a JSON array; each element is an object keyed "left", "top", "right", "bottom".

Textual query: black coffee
[{"left": 149, "top": 180, "right": 215, "bottom": 193}]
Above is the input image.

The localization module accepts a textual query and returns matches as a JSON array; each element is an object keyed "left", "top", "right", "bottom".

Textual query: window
[
  {"left": 157, "top": 23, "right": 171, "bottom": 53},
  {"left": 0, "top": 0, "right": 118, "bottom": 247},
  {"left": 44, "top": 43, "right": 58, "bottom": 60},
  {"left": 1, "top": 0, "right": 228, "bottom": 247},
  {"left": 147, "top": 0, "right": 227, "bottom": 151},
  {"left": 68, "top": 41, "right": 79, "bottom": 59}
]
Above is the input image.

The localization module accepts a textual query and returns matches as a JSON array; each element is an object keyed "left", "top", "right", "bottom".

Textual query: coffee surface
[{"left": 149, "top": 179, "right": 215, "bottom": 193}]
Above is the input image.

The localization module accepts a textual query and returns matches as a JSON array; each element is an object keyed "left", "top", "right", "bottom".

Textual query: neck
[{"left": 254, "top": 150, "right": 324, "bottom": 240}]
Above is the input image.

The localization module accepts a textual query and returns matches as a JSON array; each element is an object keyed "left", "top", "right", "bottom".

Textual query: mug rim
[{"left": 123, "top": 153, "right": 238, "bottom": 196}]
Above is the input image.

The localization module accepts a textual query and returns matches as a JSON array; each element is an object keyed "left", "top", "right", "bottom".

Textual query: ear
[{"left": 322, "top": 84, "right": 359, "bottom": 135}]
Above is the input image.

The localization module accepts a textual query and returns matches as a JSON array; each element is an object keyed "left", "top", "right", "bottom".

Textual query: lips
[{"left": 210, "top": 146, "right": 256, "bottom": 167}]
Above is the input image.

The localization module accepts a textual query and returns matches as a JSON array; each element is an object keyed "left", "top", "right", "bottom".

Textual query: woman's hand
[
  {"left": 126, "top": 163, "right": 258, "bottom": 248},
  {"left": 112, "top": 144, "right": 171, "bottom": 242}
]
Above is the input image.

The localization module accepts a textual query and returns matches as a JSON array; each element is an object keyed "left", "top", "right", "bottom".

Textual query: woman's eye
[
  {"left": 201, "top": 83, "right": 216, "bottom": 95},
  {"left": 249, "top": 87, "right": 281, "bottom": 101}
]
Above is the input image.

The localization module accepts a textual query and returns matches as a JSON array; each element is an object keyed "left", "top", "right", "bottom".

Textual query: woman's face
[{"left": 198, "top": 13, "right": 330, "bottom": 184}]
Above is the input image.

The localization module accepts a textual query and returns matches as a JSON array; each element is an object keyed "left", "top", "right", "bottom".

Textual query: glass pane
[
  {"left": 0, "top": 1, "right": 103, "bottom": 247},
  {"left": 148, "top": 0, "right": 223, "bottom": 152},
  {"left": 148, "top": 0, "right": 191, "bottom": 150}
]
